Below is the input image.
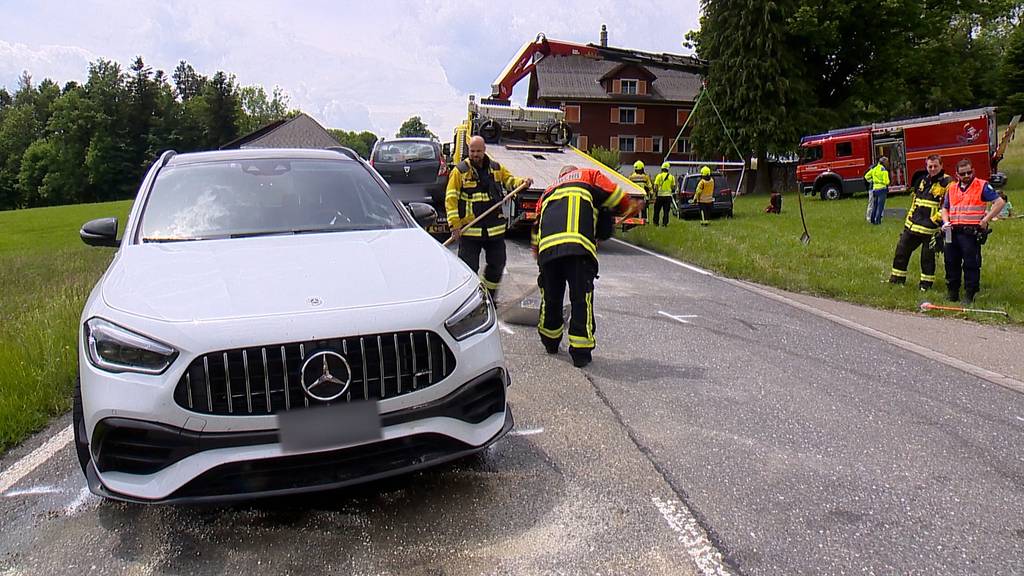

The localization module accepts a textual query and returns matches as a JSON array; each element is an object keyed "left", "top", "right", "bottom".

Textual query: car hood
[{"left": 102, "top": 229, "right": 473, "bottom": 322}]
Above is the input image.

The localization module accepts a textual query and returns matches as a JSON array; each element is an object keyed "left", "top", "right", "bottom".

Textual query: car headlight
[
  {"left": 445, "top": 286, "right": 496, "bottom": 341},
  {"left": 85, "top": 318, "right": 178, "bottom": 374}
]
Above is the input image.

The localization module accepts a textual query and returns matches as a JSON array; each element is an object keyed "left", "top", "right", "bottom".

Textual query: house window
[
  {"left": 619, "top": 107, "right": 636, "bottom": 124},
  {"left": 670, "top": 138, "right": 692, "bottom": 154},
  {"left": 563, "top": 104, "right": 580, "bottom": 124},
  {"left": 618, "top": 136, "right": 636, "bottom": 153},
  {"left": 652, "top": 136, "right": 663, "bottom": 154},
  {"left": 836, "top": 142, "right": 853, "bottom": 157},
  {"left": 621, "top": 79, "right": 638, "bottom": 95}
]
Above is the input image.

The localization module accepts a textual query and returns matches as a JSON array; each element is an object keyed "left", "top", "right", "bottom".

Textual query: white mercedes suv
[{"left": 75, "top": 148, "right": 511, "bottom": 503}]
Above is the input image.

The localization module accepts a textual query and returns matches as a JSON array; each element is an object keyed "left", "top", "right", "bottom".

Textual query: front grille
[{"left": 174, "top": 331, "right": 456, "bottom": 416}]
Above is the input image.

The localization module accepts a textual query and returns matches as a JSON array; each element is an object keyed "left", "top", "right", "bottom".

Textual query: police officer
[
  {"left": 628, "top": 160, "right": 654, "bottom": 221},
  {"left": 446, "top": 135, "right": 532, "bottom": 298},
  {"left": 888, "top": 154, "right": 952, "bottom": 290},
  {"left": 941, "top": 158, "right": 1005, "bottom": 305},
  {"left": 652, "top": 162, "right": 676, "bottom": 227},
  {"left": 532, "top": 165, "right": 634, "bottom": 367}
]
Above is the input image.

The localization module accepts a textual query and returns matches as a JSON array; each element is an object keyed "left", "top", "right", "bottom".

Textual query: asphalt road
[{"left": 1, "top": 231, "right": 1022, "bottom": 575}]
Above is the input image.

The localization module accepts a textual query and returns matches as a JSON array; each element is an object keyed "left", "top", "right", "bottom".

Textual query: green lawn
[
  {"left": 623, "top": 190, "right": 1023, "bottom": 322},
  {"left": 0, "top": 200, "right": 132, "bottom": 453}
]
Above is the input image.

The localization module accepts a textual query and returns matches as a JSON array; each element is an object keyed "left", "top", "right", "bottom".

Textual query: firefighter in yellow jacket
[
  {"left": 691, "top": 165, "right": 715, "bottom": 226},
  {"left": 446, "top": 135, "right": 532, "bottom": 298},
  {"left": 652, "top": 162, "right": 676, "bottom": 226},
  {"left": 628, "top": 160, "right": 654, "bottom": 221}
]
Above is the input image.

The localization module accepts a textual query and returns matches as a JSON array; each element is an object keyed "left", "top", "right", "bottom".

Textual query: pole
[{"left": 443, "top": 182, "right": 530, "bottom": 247}]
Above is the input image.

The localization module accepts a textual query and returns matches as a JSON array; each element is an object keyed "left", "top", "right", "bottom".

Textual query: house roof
[
  {"left": 220, "top": 113, "right": 341, "bottom": 150},
  {"left": 533, "top": 55, "right": 702, "bottom": 103}
]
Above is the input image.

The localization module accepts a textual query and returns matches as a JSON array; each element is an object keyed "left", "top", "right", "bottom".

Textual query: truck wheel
[
  {"left": 547, "top": 122, "right": 572, "bottom": 146},
  {"left": 73, "top": 378, "right": 91, "bottom": 476},
  {"left": 820, "top": 183, "right": 842, "bottom": 200},
  {"left": 479, "top": 120, "right": 502, "bottom": 144}
]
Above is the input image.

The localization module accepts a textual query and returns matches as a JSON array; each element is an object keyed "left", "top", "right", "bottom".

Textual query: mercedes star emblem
[{"left": 300, "top": 350, "right": 352, "bottom": 402}]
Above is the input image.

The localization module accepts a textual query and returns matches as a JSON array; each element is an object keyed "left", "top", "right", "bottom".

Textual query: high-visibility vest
[
  {"left": 865, "top": 164, "right": 890, "bottom": 190},
  {"left": 628, "top": 172, "right": 653, "bottom": 198},
  {"left": 694, "top": 177, "right": 715, "bottom": 204},
  {"left": 653, "top": 172, "right": 676, "bottom": 197},
  {"left": 947, "top": 178, "right": 988, "bottom": 226}
]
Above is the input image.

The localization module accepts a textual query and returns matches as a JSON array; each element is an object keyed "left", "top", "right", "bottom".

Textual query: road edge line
[
  {"left": 613, "top": 238, "right": 1024, "bottom": 395},
  {"left": 0, "top": 425, "right": 73, "bottom": 494}
]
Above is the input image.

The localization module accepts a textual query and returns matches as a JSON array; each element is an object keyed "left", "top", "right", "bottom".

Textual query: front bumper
[{"left": 87, "top": 368, "right": 511, "bottom": 503}]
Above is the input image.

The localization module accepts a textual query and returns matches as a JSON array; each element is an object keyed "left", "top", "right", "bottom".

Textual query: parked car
[
  {"left": 370, "top": 137, "right": 449, "bottom": 206},
  {"left": 76, "top": 147, "right": 512, "bottom": 503},
  {"left": 674, "top": 172, "right": 734, "bottom": 219}
]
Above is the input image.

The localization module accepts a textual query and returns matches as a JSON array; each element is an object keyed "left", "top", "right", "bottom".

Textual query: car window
[
  {"left": 139, "top": 159, "right": 408, "bottom": 242},
  {"left": 801, "top": 145, "right": 823, "bottom": 163},
  {"left": 374, "top": 142, "right": 437, "bottom": 163},
  {"left": 681, "top": 175, "right": 728, "bottom": 193}
]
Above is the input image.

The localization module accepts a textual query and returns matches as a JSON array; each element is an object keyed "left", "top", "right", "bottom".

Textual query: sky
[{"left": 0, "top": 0, "right": 701, "bottom": 138}]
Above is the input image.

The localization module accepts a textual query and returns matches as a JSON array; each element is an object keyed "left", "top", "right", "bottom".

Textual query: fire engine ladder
[{"left": 994, "top": 115, "right": 1021, "bottom": 169}]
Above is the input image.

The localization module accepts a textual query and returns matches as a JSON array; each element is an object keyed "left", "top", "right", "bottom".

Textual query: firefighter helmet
[
  {"left": 700, "top": 165, "right": 711, "bottom": 176},
  {"left": 634, "top": 160, "right": 645, "bottom": 171},
  {"left": 661, "top": 162, "right": 670, "bottom": 170}
]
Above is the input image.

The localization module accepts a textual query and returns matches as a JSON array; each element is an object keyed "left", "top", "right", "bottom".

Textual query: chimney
[{"left": 600, "top": 24, "right": 608, "bottom": 47}]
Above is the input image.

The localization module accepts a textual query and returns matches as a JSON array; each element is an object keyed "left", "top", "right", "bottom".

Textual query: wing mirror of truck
[
  {"left": 407, "top": 202, "right": 438, "bottom": 228},
  {"left": 80, "top": 217, "right": 120, "bottom": 247}
]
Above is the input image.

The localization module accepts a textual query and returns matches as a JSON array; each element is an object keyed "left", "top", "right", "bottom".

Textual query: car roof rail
[
  {"left": 158, "top": 150, "right": 177, "bottom": 167},
  {"left": 325, "top": 146, "right": 361, "bottom": 160}
]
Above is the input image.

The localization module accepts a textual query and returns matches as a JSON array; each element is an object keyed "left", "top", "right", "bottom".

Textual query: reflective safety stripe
[
  {"left": 538, "top": 231, "right": 596, "bottom": 257},
  {"left": 568, "top": 334, "right": 595, "bottom": 349},
  {"left": 907, "top": 223, "right": 939, "bottom": 235},
  {"left": 913, "top": 199, "right": 941, "bottom": 208},
  {"left": 890, "top": 268, "right": 908, "bottom": 278},
  {"left": 480, "top": 276, "right": 499, "bottom": 290},
  {"left": 602, "top": 187, "right": 625, "bottom": 208},
  {"left": 920, "top": 274, "right": 936, "bottom": 282},
  {"left": 463, "top": 223, "right": 506, "bottom": 237},
  {"left": 539, "top": 325, "right": 563, "bottom": 339}
]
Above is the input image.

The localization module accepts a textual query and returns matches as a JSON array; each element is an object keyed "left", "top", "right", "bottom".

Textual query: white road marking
[
  {"left": 510, "top": 427, "right": 545, "bottom": 436},
  {"left": 498, "top": 321, "right": 515, "bottom": 335},
  {"left": 610, "top": 238, "right": 714, "bottom": 276},
  {"left": 652, "top": 496, "right": 735, "bottom": 576},
  {"left": 3, "top": 484, "right": 61, "bottom": 497},
  {"left": 64, "top": 486, "right": 97, "bottom": 516},
  {"left": 658, "top": 311, "right": 700, "bottom": 325},
  {"left": 1017, "top": 416, "right": 1024, "bottom": 422},
  {"left": 0, "top": 425, "right": 73, "bottom": 494}
]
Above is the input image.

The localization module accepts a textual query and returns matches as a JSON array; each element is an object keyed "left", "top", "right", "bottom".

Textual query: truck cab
[{"left": 796, "top": 130, "right": 871, "bottom": 200}]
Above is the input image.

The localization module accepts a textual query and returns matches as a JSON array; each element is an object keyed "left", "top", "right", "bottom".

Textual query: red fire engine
[{"left": 796, "top": 107, "right": 1006, "bottom": 200}]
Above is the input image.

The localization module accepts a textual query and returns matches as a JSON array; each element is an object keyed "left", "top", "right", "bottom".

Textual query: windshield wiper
[
  {"left": 143, "top": 236, "right": 208, "bottom": 243},
  {"left": 290, "top": 225, "right": 378, "bottom": 234},
  {"left": 228, "top": 230, "right": 296, "bottom": 239}
]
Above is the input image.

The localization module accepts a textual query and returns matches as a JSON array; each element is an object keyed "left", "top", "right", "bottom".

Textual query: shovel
[
  {"left": 443, "top": 182, "right": 529, "bottom": 247},
  {"left": 796, "top": 190, "right": 811, "bottom": 245}
]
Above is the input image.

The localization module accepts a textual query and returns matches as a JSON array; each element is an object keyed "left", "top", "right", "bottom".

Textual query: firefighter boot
[
  {"left": 946, "top": 287, "right": 960, "bottom": 303},
  {"left": 919, "top": 281, "right": 933, "bottom": 291}
]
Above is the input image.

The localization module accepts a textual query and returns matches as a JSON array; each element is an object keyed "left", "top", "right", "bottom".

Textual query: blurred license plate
[
  {"left": 428, "top": 222, "right": 449, "bottom": 234},
  {"left": 277, "top": 400, "right": 382, "bottom": 453}
]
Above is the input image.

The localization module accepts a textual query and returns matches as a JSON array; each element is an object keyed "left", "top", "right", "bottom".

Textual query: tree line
[
  {"left": 0, "top": 57, "right": 297, "bottom": 210},
  {"left": 688, "top": 0, "right": 1024, "bottom": 192}
]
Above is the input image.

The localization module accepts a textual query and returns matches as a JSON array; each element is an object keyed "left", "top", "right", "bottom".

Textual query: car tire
[
  {"left": 820, "top": 183, "right": 842, "bottom": 200},
  {"left": 547, "top": 122, "right": 573, "bottom": 146},
  {"left": 73, "top": 378, "right": 91, "bottom": 476}
]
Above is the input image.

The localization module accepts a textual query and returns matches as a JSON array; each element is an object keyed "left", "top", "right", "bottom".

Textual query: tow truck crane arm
[{"left": 490, "top": 34, "right": 600, "bottom": 100}]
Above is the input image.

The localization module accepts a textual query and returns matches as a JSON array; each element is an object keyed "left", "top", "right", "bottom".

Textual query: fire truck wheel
[
  {"left": 820, "top": 183, "right": 842, "bottom": 200},
  {"left": 480, "top": 120, "right": 502, "bottom": 144}
]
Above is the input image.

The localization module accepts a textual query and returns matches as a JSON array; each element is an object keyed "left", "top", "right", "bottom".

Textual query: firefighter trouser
[
  {"left": 698, "top": 201, "right": 714, "bottom": 222},
  {"left": 654, "top": 196, "right": 672, "bottom": 226},
  {"left": 458, "top": 235, "right": 506, "bottom": 297},
  {"left": 890, "top": 228, "right": 937, "bottom": 288},
  {"left": 538, "top": 255, "right": 597, "bottom": 361},
  {"left": 944, "top": 227, "right": 982, "bottom": 297}
]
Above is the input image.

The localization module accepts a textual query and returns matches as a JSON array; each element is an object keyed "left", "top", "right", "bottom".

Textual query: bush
[{"left": 587, "top": 146, "right": 621, "bottom": 170}]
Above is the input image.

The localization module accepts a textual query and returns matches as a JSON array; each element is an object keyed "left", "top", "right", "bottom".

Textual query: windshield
[
  {"left": 801, "top": 145, "right": 823, "bottom": 163},
  {"left": 139, "top": 159, "right": 408, "bottom": 242},
  {"left": 373, "top": 141, "right": 437, "bottom": 163}
]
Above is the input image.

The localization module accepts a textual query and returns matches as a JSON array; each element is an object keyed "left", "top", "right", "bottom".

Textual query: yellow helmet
[
  {"left": 634, "top": 160, "right": 645, "bottom": 171},
  {"left": 700, "top": 165, "right": 711, "bottom": 176},
  {"left": 661, "top": 162, "right": 670, "bottom": 170}
]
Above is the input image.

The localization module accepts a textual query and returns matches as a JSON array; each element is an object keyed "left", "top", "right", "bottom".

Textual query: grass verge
[{"left": 0, "top": 200, "right": 132, "bottom": 452}]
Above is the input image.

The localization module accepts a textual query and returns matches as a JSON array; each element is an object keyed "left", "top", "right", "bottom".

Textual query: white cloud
[{"left": 0, "top": 0, "right": 701, "bottom": 138}]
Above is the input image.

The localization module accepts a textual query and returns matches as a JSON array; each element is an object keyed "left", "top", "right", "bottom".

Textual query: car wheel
[
  {"left": 73, "top": 378, "right": 91, "bottom": 476},
  {"left": 821, "top": 183, "right": 842, "bottom": 200}
]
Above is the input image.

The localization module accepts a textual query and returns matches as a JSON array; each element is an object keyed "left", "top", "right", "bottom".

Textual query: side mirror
[
  {"left": 407, "top": 202, "right": 438, "bottom": 228},
  {"left": 80, "top": 217, "right": 119, "bottom": 247}
]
